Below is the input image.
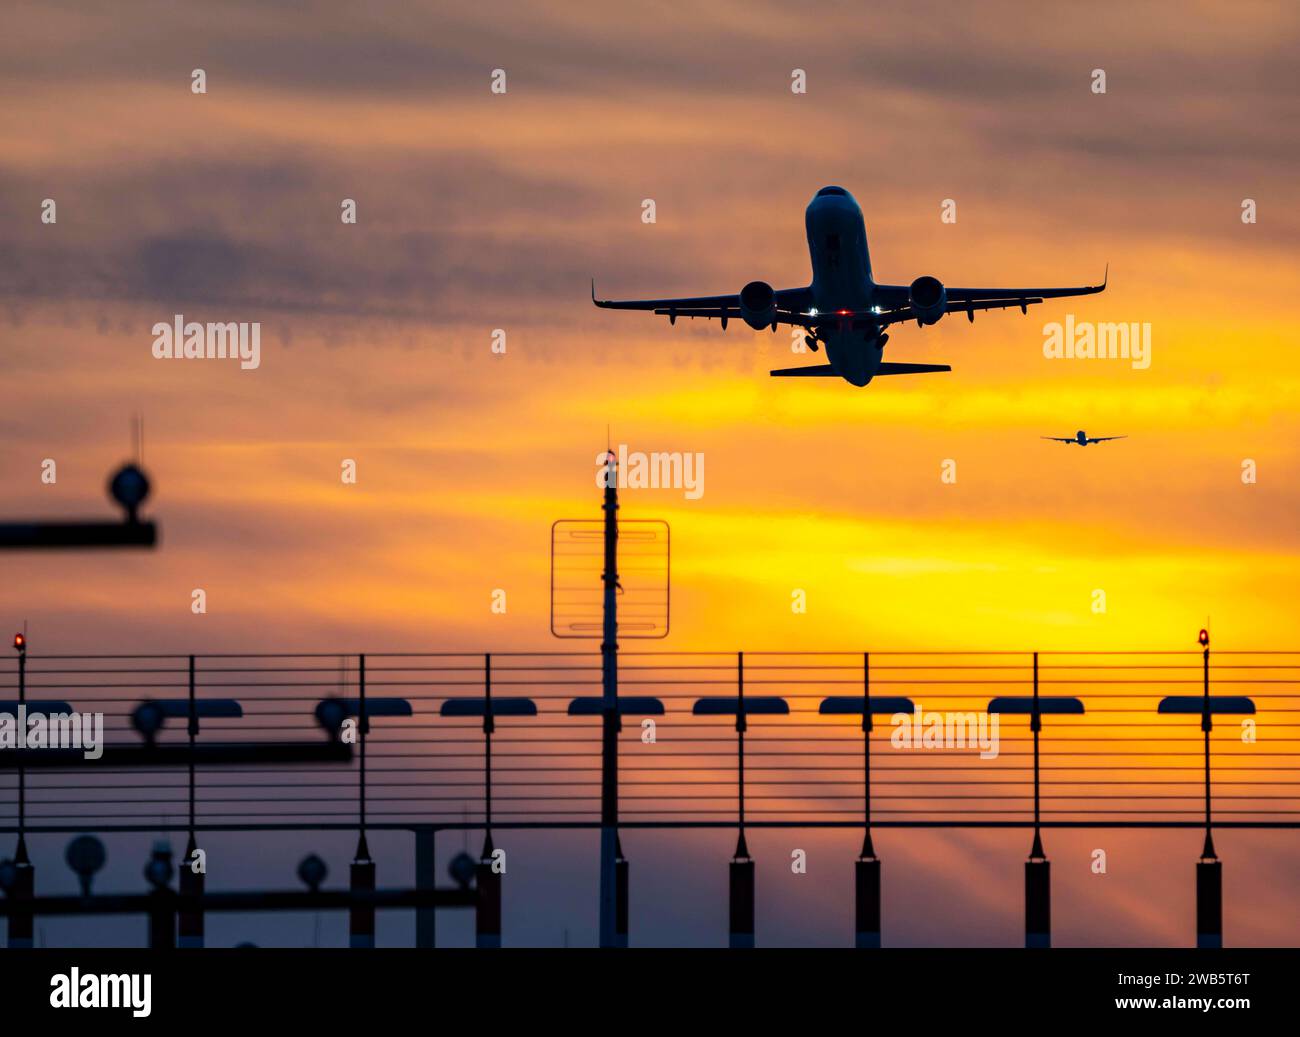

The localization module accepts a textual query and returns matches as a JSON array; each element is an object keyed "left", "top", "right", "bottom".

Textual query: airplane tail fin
[{"left": 875, "top": 362, "right": 951, "bottom": 375}]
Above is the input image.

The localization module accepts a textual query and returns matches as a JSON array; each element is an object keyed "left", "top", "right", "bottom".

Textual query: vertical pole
[
  {"left": 9, "top": 636, "right": 33, "bottom": 948},
  {"left": 179, "top": 654, "right": 204, "bottom": 948},
  {"left": 147, "top": 844, "right": 176, "bottom": 950},
  {"left": 1025, "top": 651, "right": 1051, "bottom": 948},
  {"left": 615, "top": 836, "right": 629, "bottom": 949},
  {"left": 415, "top": 826, "right": 437, "bottom": 948},
  {"left": 1031, "top": 652, "right": 1043, "bottom": 853},
  {"left": 1201, "top": 640, "right": 1214, "bottom": 855},
  {"left": 599, "top": 450, "right": 620, "bottom": 949},
  {"left": 737, "top": 652, "right": 746, "bottom": 846},
  {"left": 484, "top": 653, "right": 493, "bottom": 838},
  {"left": 148, "top": 895, "right": 176, "bottom": 949},
  {"left": 359, "top": 653, "right": 367, "bottom": 842},
  {"left": 861, "top": 651, "right": 874, "bottom": 858},
  {"left": 1196, "top": 636, "right": 1222, "bottom": 948},
  {"left": 856, "top": 651, "right": 881, "bottom": 948},
  {"left": 16, "top": 640, "right": 24, "bottom": 840},
  {"left": 350, "top": 653, "right": 376, "bottom": 948},
  {"left": 477, "top": 653, "right": 502, "bottom": 948},
  {"left": 729, "top": 651, "right": 755, "bottom": 948}
]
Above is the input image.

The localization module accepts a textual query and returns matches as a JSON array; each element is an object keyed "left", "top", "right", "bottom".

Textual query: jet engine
[
  {"left": 909, "top": 275, "right": 947, "bottom": 325},
  {"left": 739, "top": 280, "right": 777, "bottom": 330}
]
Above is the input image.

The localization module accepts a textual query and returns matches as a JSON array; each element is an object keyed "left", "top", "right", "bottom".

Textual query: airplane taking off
[
  {"left": 593, "top": 186, "right": 1106, "bottom": 386},
  {"left": 1042, "top": 430, "right": 1127, "bottom": 446}
]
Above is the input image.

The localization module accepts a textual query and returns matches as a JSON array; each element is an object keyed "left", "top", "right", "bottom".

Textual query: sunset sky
[{"left": 1, "top": 1, "right": 1298, "bottom": 946}]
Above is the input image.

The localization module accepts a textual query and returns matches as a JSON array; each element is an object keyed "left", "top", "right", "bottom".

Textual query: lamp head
[
  {"left": 448, "top": 851, "right": 476, "bottom": 889},
  {"left": 108, "top": 463, "right": 151, "bottom": 520},
  {"left": 65, "top": 835, "right": 107, "bottom": 896},
  {"left": 143, "top": 841, "right": 174, "bottom": 890},
  {"left": 297, "top": 853, "right": 328, "bottom": 891}
]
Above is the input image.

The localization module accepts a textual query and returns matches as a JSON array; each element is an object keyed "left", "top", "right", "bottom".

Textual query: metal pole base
[
  {"left": 1025, "top": 858, "right": 1051, "bottom": 948},
  {"left": 178, "top": 861, "right": 204, "bottom": 948},
  {"left": 415, "top": 828, "right": 436, "bottom": 949},
  {"left": 855, "top": 857, "right": 881, "bottom": 948},
  {"left": 1196, "top": 859, "right": 1222, "bottom": 949},
  {"left": 349, "top": 858, "right": 376, "bottom": 948},
  {"left": 148, "top": 893, "right": 176, "bottom": 950},
  {"left": 615, "top": 856, "right": 629, "bottom": 949},
  {"left": 7, "top": 862, "right": 33, "bottom": 948},
  {"left": 729, "top": 858, "right": 755, "bottom": 948},
  {"left": 476, "top": 861, "right": 502, "bottom": 949}
]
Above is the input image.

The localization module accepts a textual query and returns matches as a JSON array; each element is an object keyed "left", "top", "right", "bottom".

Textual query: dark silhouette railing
[
  {"left": 1, "top": 649, "right": 1296, "bottom": 829},
  {"left": 1, "top": 647, "right": 1296, "bottom": 948}
]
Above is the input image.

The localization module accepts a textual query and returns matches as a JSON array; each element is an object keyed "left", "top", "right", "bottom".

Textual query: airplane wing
[
  {"left": 594, "top": 287, "right": 1041, "bottom": 330},
  {"left": 592, "top": 281, "right": 813, "bottom": 326},
  {"left": 1041, "top": 437, "right": 1077, "bottom": 443},
  {"left": 867, "top": 296, "right": 1048, "bottom": 328},
  {"left": 871, "top": 267, "right": 1107, "bottom": 322},
  {"left": 594, "top": 267, "right": 1104, "bottom": 331},
  {"left": 1086, "top": 436, "right": 1127, "bottom": 443}
]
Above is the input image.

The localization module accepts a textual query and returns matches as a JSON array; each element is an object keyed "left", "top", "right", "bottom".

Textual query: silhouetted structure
[
  {"left": 1157, "top": 629, "right": 1255, "bottom": 948},
  {"left": 1, "top": 641, "right": 1294, "bottom": 948},
  {"left": 989, "top": 654, "right": 1086, "bottom": 948},
  {"left": 442, "top": 657, "right": 537, "bottom": 948},
  {"left": 0, "top": 462, "right": 157, "bottom": 549},
  {"left": 694, "top": 653, "right": 789, "bottom": 948},
  {"left": 819, "top": 653, "right": 913, "bottom": 947}
]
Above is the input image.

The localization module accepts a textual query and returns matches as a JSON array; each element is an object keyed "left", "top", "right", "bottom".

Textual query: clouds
[
  {"left": 2, "top": 2, "right": 1299, "bottom": 949},
  {"left": 3, "top": 0, "right": 1296, "bottom": 340}
]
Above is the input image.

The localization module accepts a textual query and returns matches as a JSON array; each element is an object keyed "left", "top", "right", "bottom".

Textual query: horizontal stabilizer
[
  {"left": 769, "top": 364, "right": 838, "bottom": 377},
  {"left": 876, "top": 362, "right": 951, "bottom": 375}
]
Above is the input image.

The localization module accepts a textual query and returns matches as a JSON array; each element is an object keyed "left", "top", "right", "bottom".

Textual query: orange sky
[
  {"left": 1, "top": 0, "right": 1297, "bottom": 946},
  {"left": 3, "top": 1, "right": 1297, "bottom": 655}
]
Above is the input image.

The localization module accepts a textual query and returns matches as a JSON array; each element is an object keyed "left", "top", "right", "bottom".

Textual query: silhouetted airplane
[
  {"left": 593, "top": 186, "right": 1106, "bottom": 386},
  {"left": 1042, "top": 430, "right": 1127, "bottom": 446}
]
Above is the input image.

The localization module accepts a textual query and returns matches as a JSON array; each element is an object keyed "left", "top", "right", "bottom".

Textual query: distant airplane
[
  {"left": 1042, "top": 430, "right": 1127, "bottom": 446},
  {"left": 592, "top": 185, "right": 1106, "bottom": 386}
]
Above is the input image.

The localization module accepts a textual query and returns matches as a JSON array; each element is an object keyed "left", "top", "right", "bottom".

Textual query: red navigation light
[{"left": 837, "top": 309, "right": 851, "bottom": 316}]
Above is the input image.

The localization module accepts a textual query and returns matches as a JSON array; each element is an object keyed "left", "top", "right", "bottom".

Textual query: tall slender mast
[{"left": 599, "top": 449, "right": 620, "bottom": 947}]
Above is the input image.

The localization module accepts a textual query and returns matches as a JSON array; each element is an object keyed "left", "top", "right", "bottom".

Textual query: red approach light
[
  {"left": 12, "top": 633, "right": 25, "bottom": 651},
  {"left": 837, "top": 309, "right": 851, "bottom": 316},
  {"left": 1198, "top": 628, "right": 1210, "bottom": 647}
]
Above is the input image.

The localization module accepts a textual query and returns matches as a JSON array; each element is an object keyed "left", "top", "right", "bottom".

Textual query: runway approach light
[
  {"left": 12, "top": 633, "right": 24, "bottom": 653},
  {"left": 108, "top": 463, "right": 150, "bottom": 521},
  {"left": 1199, "top": 628, "right": 1210, "bottom": 648}
]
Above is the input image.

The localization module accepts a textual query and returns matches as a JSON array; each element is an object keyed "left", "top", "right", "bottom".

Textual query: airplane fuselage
[{"left": 804, "top": 187, "right": 882, "bottom": 386}]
